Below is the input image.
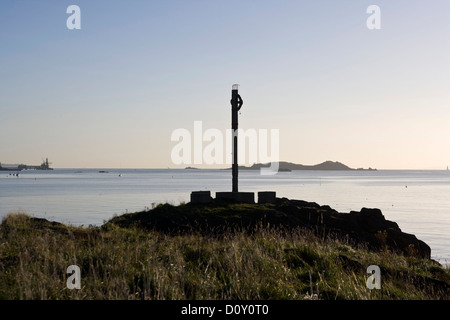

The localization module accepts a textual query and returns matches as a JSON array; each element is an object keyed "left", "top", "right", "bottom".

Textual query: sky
[{"left": 0, "top": 0, "right": 449, "bottom": 170}]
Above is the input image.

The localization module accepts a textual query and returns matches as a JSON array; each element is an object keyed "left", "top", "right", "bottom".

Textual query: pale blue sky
[{"left": 1, "top": 1, "right": 449, "bottom": 169}]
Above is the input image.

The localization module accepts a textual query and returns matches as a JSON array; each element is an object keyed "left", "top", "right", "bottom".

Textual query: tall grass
[{"left": 0, "top": 212, "right": 449, "bottom": 300}]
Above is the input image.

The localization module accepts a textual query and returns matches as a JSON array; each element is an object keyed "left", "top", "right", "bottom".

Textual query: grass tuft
[{"left": 1, "top": 212, "right": 449, "bottom": 300}]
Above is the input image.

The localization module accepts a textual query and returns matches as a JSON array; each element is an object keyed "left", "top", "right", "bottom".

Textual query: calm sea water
[{"left": 1, "top": 169, "right": 449, "bottom": 264}]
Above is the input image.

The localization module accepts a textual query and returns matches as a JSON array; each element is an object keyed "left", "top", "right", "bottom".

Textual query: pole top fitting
[{"left": 232, "top": 84, "right": 239, "bottom": 90}]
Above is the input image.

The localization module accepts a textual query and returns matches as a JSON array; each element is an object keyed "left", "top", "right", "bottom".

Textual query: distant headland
[{"left": 228, "top": 161, "right": 376, "bottom": 171}]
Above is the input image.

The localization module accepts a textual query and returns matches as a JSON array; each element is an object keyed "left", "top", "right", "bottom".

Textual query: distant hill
[{"left": 236, "top": 161, "right": 375, "bottom": 171}]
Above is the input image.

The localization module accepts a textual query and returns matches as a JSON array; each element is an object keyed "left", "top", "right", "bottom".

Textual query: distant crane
[{"left": 41, "top": 158, "right": 52, "bottom": 170}]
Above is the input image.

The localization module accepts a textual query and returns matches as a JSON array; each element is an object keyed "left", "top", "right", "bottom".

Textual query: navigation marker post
[
  {"left": 231, "top": 84, "right": 243, "bottom": 193},
  {"left": 191, "top": 84, "right": 275, "bottom": 204}
]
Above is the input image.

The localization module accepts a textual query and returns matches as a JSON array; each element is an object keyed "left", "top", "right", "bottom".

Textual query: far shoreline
[{"left": 17, "top": 168, "right": 450, "bottom": 171}]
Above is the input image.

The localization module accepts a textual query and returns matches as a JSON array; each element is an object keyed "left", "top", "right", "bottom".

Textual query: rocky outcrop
[
  {"left": 274, "top": 200, "right": 430, "bottom": 259},
  {"left": 106, "top": 197, "right": 431, "bottom": 259}
]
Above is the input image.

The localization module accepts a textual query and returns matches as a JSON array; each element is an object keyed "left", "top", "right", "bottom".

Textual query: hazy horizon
[
  {"left": 3, "top": 161, "right": 449, "bottom": 171},
  {"left": 1, "top": 1, "right": 449, "bottom": 170}
]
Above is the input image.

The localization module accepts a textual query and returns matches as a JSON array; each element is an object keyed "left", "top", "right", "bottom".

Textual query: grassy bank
[{"left": 0, "top": 210, "right": 449, "bottom": 300}]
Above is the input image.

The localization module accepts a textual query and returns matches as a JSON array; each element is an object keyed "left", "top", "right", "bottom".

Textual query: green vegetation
[{"left": 0, "top": 209, "right": 449, "bottom": 300}]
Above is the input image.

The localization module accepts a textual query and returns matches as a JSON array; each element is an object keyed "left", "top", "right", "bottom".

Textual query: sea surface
[{"left": 1, "top": 169, "right": 449, "bottom": 264}]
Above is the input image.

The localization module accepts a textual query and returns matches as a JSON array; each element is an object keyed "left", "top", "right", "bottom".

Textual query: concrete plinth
[
  {"left": 215, "top": 192, "right": 255, "bottom": 204},
  {"left": 258, "top": 191, "right": 276, "bottom": 204},
  {"left": 190, "top": 191, "right": 212, "bottom": 204}
]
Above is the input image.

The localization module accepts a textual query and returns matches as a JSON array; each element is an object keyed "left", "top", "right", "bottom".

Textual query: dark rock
[{"left": 106, "top": 198, "right": 432, "bottom": 259}]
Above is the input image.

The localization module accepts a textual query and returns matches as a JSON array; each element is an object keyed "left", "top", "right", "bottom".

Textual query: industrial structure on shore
[{"left": 0, "top": 158, "right": 53, "bottom": 171}]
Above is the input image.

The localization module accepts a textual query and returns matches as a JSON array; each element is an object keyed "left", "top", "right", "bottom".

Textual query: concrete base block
[
  {"left": 190, "top": 191, "right": 212, "bottom": 204},
  {"left": 215, "top": 192, "right": 255, "bottom": 204},
  {"left": 258, "top": 191, "right": 277, "bottom": 204}
]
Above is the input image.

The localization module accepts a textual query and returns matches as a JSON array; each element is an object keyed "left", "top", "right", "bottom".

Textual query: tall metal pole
[{"left": 231, "top": 84, "right": 243, "bottom": 193}]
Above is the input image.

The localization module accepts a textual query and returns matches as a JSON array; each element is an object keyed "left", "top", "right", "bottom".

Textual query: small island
[{"left": 227, "top": 161, "right": 377, "bottom": 172}]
